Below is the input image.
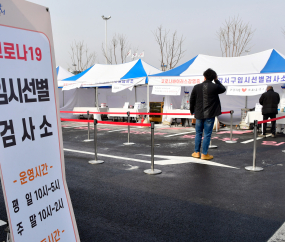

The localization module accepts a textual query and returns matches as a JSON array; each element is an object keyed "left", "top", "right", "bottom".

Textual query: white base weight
[
  {"left": 245, "top": 166, "right": 263, "bottom": 171},
  {"left": 225, "top": 140, "right": 237, "bottom": 143},
  {"left": 144, "top": 169, "right": 162, "bottom": 175},
  {"left": 123, "top": 142, "right": 135, "bottom": 145},
  {"left": 84, "top": 139, "right": 94, "bottom": 142},
  {"left": 209, "top": 145, "right": 218, "bottom": 149},
  {"left": 88, "top": 160, "right": 104, "bottom": 164}
]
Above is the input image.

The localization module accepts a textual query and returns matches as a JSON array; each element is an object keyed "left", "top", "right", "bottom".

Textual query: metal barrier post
[
  {"left": 89, "top": 119, "right": 104, "bottom": 164},
  {"left": 209, "top": 117, "right": 218, "bottom": 149},
  {"left": 245, "top": 120, "right": 263, "bottom": 171},
  {"left": 84, "top": 110, "right": 93, "bottom": 142},
  {"left": 124, "top": 111, "right": 135, "bottom": 145},
  {"left": 226, "top": 110, "right": 237, "bottom": 143},
  {"left": 144, "top": 122, "right": 162, "bottom": 175}
]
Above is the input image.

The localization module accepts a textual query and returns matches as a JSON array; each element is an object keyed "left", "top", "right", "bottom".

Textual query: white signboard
[
  {"left": 149, "top": 73, "right": 285, "bottom": 86},
  {"left": 152, "top": 86, "right": 181, "bottom": 96},
  {"left": 226, "top": 85, "right": 267, "bottom": 96},
  {"left": 0, "top": 1, "right": 80, "bottom": 242},
  {"left": 112, "top": 77, "right": 145, "bottom": 93}
]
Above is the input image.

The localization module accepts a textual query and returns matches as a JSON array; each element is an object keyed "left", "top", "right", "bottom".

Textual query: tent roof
[
  {"left": 151, "top": 49, "right": 285, "bottom": 77},
  {"left": 63, "top": 59, "right": 161, "bottom": 85},
  {"left": 56, "top": 66, "right": 74, "bottom": 81}
]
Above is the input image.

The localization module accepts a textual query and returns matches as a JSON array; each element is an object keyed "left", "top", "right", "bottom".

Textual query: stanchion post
[
  {"left": 144, "top": 122, "right": 162, "bottom": 175},
  {"left": 245, "top": 120, "right": 263, "bottom": 171},
  {"left": 226, "top": 110, "right": 237, "bottom": 144},
  {"left": 84, "top": 110, "right": 93, "bottom": 142},
  {"left": 87, "top": 110, "right": 90, "bottom": 139},
  {"left": 89, "top": 119, "right": 104, "bottom": 164},
  {"left": 209, "top": 117, "right": 218, "bottom": 149},
  {"left": 123, "top": 111, "right": 134, "bottom": 145}
]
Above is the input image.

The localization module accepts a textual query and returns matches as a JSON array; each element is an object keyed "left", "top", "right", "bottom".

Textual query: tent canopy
[
  {"left": 149, "top": 49, "right": 285, "bottom": 86},
  {"left": 56, "top": 66, "right": 74, "bottom": 84},
  {"left": 62, "top": 59, "right": 161, "bottom": 89}
]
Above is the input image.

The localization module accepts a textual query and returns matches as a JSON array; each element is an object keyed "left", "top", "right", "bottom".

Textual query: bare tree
[
  {"left": 69, "top": 40, "right": 96, "bottom": 72},
  {"left": 217, "top": 16, "right": 255, "bottom": 57},
  {"left": 153, "top": 25, "right": 186, "bottom": 71},
  {"left": 101, "top": 33, "right": 131, "bottom": 64},
  {"left": 118, "top": 34, "right": 131, "bottom": 63}
]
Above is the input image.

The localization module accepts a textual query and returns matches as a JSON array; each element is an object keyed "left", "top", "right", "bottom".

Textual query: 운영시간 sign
[{"left": 0, "top": 24, "right": 79, "bottom": 241}]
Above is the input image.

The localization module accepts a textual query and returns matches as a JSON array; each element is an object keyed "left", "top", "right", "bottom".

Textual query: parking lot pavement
[{"left": 1, "top": 121, "right": 285, "bottom": 241}]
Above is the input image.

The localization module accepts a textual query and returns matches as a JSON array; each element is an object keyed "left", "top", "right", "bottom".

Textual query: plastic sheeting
[{"left": 59, "top": 84, "right": 285, "bottom": 125}]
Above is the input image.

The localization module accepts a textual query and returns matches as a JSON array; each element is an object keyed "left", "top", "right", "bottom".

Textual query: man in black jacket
[
  {"left": 190, "top": 69, "right": 226, "bottom": 160},
  {"left": 259, "top": 86, "right": 280, "bottom": 138}
]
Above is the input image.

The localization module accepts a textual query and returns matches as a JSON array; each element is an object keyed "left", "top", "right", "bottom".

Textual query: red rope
[
  {"left": 60, "top": 111, "right": 232, "bottom": 116},
  {"left": 60, "top": 118, "right": 151, "bottom": 127},
  {"left": 257, "top": 115, "right": 285, "bottom": 124}
]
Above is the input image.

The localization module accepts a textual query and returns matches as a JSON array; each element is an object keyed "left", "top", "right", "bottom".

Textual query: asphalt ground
[{"left": 1, "top": 121, "right": 285, "bottom": 241}]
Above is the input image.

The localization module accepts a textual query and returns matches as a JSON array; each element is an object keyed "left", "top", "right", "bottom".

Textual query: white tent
[
  {"left": 149, "top": 49, "right": 285, "bottom": 124},
  {"left": 60, "top": 59, "right": 162, "bottom": 118},
  {"left": 56, "top": 66, "right": 75, "bottom": 108}
]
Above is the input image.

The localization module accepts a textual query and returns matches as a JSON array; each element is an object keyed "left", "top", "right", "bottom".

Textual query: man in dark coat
[
  {"left": 259, "top": 86, "right": 280, "bottom": 138},
  {"left": 190, "top": 68, "right": 226, "bottom": 160}
]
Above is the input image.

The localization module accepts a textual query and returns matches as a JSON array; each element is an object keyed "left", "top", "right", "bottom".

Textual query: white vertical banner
[{"left": 0, "top": 1, "right": 80, "bottom": 242}]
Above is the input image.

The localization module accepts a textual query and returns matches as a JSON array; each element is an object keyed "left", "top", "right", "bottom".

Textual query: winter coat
[
  {"left": 259, "top": 89, "right": 280, "bottom": 115},
  {"left": 190, "top": 79, "right": 226, "bottom": 119}
]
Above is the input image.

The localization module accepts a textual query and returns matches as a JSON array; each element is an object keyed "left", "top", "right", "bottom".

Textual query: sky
[{"left": 27, "top": 0, "right": 285, "bottom": 71}]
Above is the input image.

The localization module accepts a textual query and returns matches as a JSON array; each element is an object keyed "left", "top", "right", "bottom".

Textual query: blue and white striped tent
[
  {"left": 59, "top": 59, "right": 161, "bottom": 89},
  {"left": 149, "top": 49, "right": 285, "bottom": 86}
]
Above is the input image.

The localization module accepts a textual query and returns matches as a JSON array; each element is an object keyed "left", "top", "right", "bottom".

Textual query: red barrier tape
[
  {"left": 257, "top": 115, "right": 285, "bottom": 124},
  {"left": 98, "top": 121, "right": 151, "bottom": 127},
  {"left": 60, "top": 118, "right": 151, "bottom": 127},
  {"left": 60, "top": 111, "right": 232, "bottom": 116}
]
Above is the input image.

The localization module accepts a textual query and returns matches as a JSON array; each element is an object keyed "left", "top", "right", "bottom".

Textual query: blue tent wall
[
  {"left": 151, "top": 56, "right": 198, "bottom": 76},
  {"left": 261, "top": 49, "right": 285, "bottom": 73}
]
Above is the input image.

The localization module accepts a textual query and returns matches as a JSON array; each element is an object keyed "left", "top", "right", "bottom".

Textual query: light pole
[{"left": 102, "top": 15, "right": 111, "bottom": 64}]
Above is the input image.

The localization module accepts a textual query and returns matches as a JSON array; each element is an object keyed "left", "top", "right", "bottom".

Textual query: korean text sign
[{"left": 0, "top": 25, "right": 79, "bottom": 241}]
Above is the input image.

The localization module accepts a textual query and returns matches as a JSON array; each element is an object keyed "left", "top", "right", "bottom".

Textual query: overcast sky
[{"left": 28, "top": 0, "right": 285, "bottom": 71}]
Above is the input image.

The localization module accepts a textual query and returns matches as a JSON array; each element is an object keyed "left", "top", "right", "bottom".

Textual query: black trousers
[{"left": 263, "top": 113, "right": 276, "bottom": 135}]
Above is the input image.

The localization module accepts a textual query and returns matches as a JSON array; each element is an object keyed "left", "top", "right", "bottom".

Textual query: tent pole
[
  {"left": 96, "top": 87, "right": 99, "bottom": 111},
  {"left": 62, "top": 90, "right": 64, "bottom": 107},
  {"left": 147, "top": 81, "right": 149, "bottom": 122},
  {"left": 245, "top": 96, "right": 248, "bottom": 109},
  {"left": 135, "top": 86, "right": 137, "bottom": 102},
  {"left": 94, "top": 88, "right": 96, "bottom": 107}
]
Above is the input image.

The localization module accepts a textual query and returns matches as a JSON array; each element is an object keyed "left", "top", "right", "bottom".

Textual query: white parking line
[
  {"left": 108, "top": 129, "right": 127, "bottom": 133},
  {"left": 267, "top": 222, "right": 285, "bottom": 242},
  {"left": 63, "top": 125, "right": 88, "bottom": 129},
  {"left": 63, "top": 148, "right": 238, "bottom": 168},
  {"left": 241, "top": 134, "right": 272, "bottom": 144},
  {"left": 0, "top": 220, "right": 7, "bottom": 227},
  {"left": 164, "top": 131, "right": 196, "bottom": 137}
]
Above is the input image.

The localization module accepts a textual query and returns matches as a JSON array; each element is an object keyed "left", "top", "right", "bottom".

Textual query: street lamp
[{"left": 102, "top": 15, "right": 111, "bottom": 64}]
